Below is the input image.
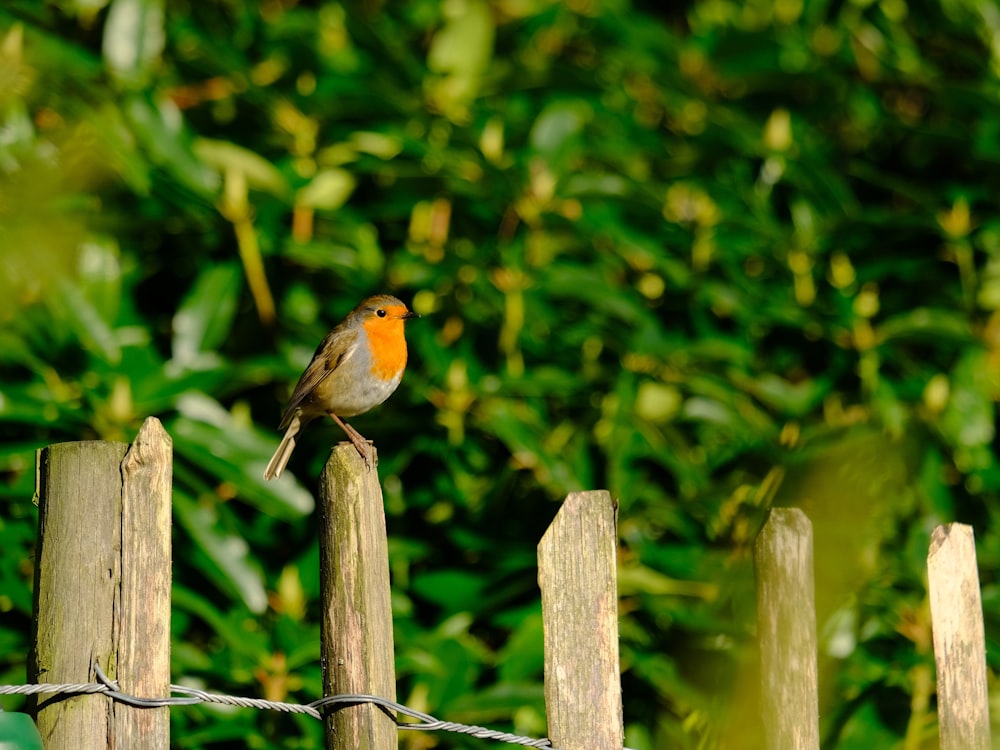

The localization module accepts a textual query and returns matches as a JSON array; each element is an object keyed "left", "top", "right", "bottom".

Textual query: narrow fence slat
[
  {"left": 537, "top": 490, "right": 623, "bottom": 750},
  {"left": 927, "top": 523, "right": 990, "bottom": 750},
  {"left": 30, "top": 439, "right": 124, "bottom": 748},
  {"left": 754, "top": 508, "right": 819, "bottom": 750},
  {"left": 115, "top": 417, "right": 173, "bottom": 748},
  {"left": 32, "top": 439, "right": 127, "bottom": 747},
  {"left": 318, "top": 445, "right": 396, "bottom": 750}
]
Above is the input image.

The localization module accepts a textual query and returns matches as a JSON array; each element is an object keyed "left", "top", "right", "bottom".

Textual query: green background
[{"left": 2, "top": 0, "right": 1000, "bottom": 747}]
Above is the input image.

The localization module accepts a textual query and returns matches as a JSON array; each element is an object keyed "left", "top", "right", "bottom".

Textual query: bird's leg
[{"left": 328, "top": 412, "right": 376, "bottom": 468}]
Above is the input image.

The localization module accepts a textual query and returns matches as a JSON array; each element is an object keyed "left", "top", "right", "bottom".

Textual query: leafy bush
[{"left": 2, "top": 0, "right": 1000, "bottom": 747}]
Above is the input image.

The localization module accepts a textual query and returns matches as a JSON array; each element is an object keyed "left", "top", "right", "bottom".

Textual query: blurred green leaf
[
  {"left": 52, "top": 276, "right": 121, "bottom": 365},
  {"left": 296, "top": 169, "right": 356, "bottom": 210},
  {"left": 171, "top": 394, "right": 314, "bottom": 519},
  {"left": 193, "top": 139, "right": 290, "bottom": 198},
  {"left": 171, "top": 262, "right": 242, "bottom": 368},
  {"left": 77, "top": 237, "right": 123, "bottom": 325},
  {"left": 939, "top": 350, "right": 995, "bottom": 450},
  {"left": 173, "top": 491, "right": 268, "bottom": 614},
  {"left": 123, "top": 93, "right": 219, "bottom": 196},
  {"left": 740, "top": 373, "right": 828, "bottom": 416},
  {"left": 426, "top": 0, "right": 494, "bottom": 119},
  {"left": 412, "top": 569, "right": 487, "bottom": 612},
  {"left": 876, "top": 307, "right": 974, "bottom": 344},
  {"left": 495, "top": 611, "right": 544, "bottom": 684},
  {"left": 102, "top": 0, "right": 165, "bottom": 87},
  {"left": 618, "top": 562, "right": 718, "bottom": 599},
  {"left": 530, "top": 100, "right": 592, "bottom": 163}
]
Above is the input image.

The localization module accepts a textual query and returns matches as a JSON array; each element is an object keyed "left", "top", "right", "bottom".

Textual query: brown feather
[{"left": 277, "top": 327, "right": 359, "bottom": 429}]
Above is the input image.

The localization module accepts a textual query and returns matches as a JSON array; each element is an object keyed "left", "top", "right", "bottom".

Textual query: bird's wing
[{"left": 277, "top": 328, "right": 360, "bottom": 429}]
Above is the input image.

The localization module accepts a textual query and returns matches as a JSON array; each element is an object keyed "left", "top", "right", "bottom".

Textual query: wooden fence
[{"left": 25, "top": 417, "right": 992, "bottom": 749}]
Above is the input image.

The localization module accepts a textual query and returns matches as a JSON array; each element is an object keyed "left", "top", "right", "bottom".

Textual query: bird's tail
[{"left": 263, "top": 413, "right": 302, "bottom": 480}]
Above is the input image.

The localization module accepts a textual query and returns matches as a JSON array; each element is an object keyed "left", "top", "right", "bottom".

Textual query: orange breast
[{"left": 362, "top": 316, "right": 408, "bottom": 381}]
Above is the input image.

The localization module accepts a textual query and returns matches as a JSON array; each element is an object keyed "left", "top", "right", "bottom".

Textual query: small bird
[{"left": 263, "top": 294, "right": 419, "bottom": 480}]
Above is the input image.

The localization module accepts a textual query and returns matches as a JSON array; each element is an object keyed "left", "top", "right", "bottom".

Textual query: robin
[{"left": 263, "top": 294, "right": 419, "bottom": 480}]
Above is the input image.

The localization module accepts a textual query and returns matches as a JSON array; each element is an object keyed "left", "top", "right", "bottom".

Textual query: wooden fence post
[
  {"left": 927, "top": 523, "right": 991, "bottom": 750},
  {"left": 537, "top": 490, "right": 623, "bottom": 750},
  {"left": 754, "top": 508, "right": 819, "bottom": 750},
  {"left": 31, "top": 417, "right": 172, "bottom": 749},
  {"left": 318, "top": 444, "right": 396, "bottom": 750}
]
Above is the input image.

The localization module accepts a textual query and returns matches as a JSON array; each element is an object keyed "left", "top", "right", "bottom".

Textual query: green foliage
[{"left": 2, "top": 0, "right": 1000, "bottom": 747}]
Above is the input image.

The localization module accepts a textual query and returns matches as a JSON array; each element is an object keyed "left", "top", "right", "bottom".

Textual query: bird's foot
[
  {"left": 329, "top": 414, "right": 377, "bottom": 470},
  {"left": 349, "top": 437, "right": 377, "bottom": 470}
]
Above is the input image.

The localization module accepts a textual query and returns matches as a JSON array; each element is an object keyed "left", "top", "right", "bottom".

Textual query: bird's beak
[{"left": 400, "top": 310, "right": 421, "bottom": 320}]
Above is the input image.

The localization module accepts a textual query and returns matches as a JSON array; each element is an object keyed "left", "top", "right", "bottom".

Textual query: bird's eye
[{"left": 376, "top": 309, "right": 387, "bottom": 318}]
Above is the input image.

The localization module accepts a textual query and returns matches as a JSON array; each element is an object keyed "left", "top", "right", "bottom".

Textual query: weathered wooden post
[
  {"left": 754, "top": 508, "right": 819, "bottom": 750},
  {"left": 31, "top": 417, "right": 172, "bottom": 749},
  {"left": 927, "top": 523, "right": 991, "bottom": 750},
  {"left": 318, "top": 444, "right": 396, "bottom": 750},
  {"left": 537, "top": 490, "right": 623, "bottom": 750}
]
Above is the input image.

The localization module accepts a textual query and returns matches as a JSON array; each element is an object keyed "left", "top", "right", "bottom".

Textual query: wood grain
[
  {"left": 31, "top": 419, "right": 173, "bottom": 750},
  {"left": 115, "top": 417, "right": 173, "bottom": 748},
  {"left": 318, "top": 444, "right": 396, "bottom": 750},
  {"left": 754, "top": 508, "right": 819, "bottom": 750},
  {"left": 537, "top": 490, "right": 623, "bottom": 750},
  {"left": 928, "top": 523, "right": 990, "bottom": 750},
  {"left": 32, "top": 439, "right": 127, "bottom": 748}
]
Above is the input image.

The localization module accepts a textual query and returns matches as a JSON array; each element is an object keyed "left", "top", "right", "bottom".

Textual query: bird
[{"left": 263, "top": 294, "right": 419, "bottom": 480}]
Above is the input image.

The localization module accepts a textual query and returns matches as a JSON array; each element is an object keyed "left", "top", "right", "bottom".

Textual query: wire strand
[{"left": 0, "top": 664, "right": 556, "bottom": 749}]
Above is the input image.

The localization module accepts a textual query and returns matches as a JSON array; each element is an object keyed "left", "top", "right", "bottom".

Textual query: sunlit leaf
[
  {"left": 77, "top": 237, "right": 122, "bottom": 326},
  {"left": 296, "top": 169, "right": 356, "bottom": 210},
  {"left": 530, "top": 100, "right": 592, "bottom": 161},
  {"left": 193, "top": 138, "right": 289, "bottom": 198},
  {"left": 51, "top": 276, "right": 121, "bottom": 365},
  {"left": 171, "top": 262, "right": 242, "bottom": 368},
  {"left": 173, "top": 490, "right": 268, "bottom": 614},
  {"left": 876, "top": 307, "right": 973, "bottom": 343},
  {"left": 170, "top": 399, "right": 315, "bottom": 520},
  {"left": 123, "top": 93, "right": 219, "bottom": 196},
  {"left": 425, "top": 0, "right": 494, "bottom": 119},
  {"left": 102, "top": 0, "right": 165, "bottom": 87}
]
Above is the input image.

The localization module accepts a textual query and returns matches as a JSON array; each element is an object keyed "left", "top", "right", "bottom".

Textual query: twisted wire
[{"left": 0, "top": 664, "right": 555, "bottom": 749}]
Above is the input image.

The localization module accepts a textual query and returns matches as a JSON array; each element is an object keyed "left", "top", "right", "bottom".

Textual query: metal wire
[{"left": 0, "top": 663, "right": 556, "bottom": 749}]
